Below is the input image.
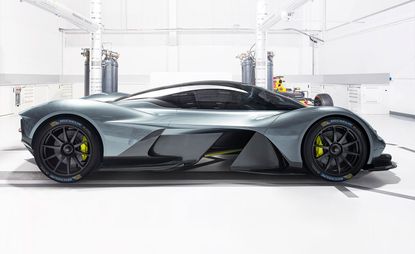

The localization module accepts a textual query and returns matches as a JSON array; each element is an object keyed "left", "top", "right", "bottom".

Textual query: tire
[
  {"left": 33, "top": 117, "right": 102, "bottom": 183},
  {"left": 314, "top": 93, "right": 333, "bottom": 106},
  {"left": 302, "top": 117, "right": 368, "bottom": 181}
]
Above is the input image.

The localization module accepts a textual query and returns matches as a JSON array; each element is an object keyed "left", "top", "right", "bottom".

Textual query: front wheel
[
  {"left": 314, "top": 93, "right": 333, "bottom": 106},
  {"left": 33, "top": 117, "right": 102, "bottom": 183},
  {"left": 302, "top": 118, "right": 368, "bottom": 181}
]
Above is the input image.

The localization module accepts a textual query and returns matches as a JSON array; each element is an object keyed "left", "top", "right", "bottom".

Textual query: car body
[{"left": 20, "top": 81, "right": 396, "bottom": 183}]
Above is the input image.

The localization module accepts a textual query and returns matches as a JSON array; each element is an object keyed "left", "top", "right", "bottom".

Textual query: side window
[
  {"left": 243, "top": 90, "right": 277, "bottom": 110},
  {"left": 244, "top": 88, "right": 303, "bottom": 110},
  {"left": 159, "top": 91, "right": 197, "bottom": 109},
  {"left": 193, "top": 89, "right": 246, "bottom": 109},
  {"left": 126, "top": 87, "right": 183, "bottom": 100}
]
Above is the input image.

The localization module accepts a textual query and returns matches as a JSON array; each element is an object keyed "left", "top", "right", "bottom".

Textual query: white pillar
[
  {"left": 90, "top": 0, "right": 102, "bottom": 94},
  {"left": 314, "top": 0, "right": 327, "bottom": 75},
  {"left": 167, "top": 0, "right": 178, "bottom": 72},
  {"left": 255, "top": 0, "right": 268, "bottom": 89}
]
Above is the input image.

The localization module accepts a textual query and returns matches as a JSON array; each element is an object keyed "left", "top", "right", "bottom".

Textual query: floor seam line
[{"left": 335, "top": 185, "right": 359, "bottom": 198}]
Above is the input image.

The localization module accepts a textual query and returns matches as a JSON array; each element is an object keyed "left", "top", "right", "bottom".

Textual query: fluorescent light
[{"left": 21, "top": 0, "right": 99, "bottom": 33}]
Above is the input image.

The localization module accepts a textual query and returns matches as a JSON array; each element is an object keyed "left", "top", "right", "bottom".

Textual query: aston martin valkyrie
[{"left": 20, "top": 81, "right": 395, "bottom": 183}]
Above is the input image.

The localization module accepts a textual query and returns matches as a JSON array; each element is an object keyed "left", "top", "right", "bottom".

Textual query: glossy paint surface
[{"left": 19, "top": 83, "right": 386, "bottom": 167}]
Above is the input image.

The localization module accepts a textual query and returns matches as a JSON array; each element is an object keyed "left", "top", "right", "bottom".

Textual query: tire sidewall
[
  {"left": 33, "top": 118, "right": 102, "bottom": 183},
  {"left": 303, "top": 118, "right": 368, "bottom": 182},
  {"left": 314, "top": 93, "right": 333, "bottom": 106}
]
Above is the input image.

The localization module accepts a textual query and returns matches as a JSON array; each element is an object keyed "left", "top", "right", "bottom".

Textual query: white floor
[{"left": 0, "top": 114, "right": 415, "bottom": 254}]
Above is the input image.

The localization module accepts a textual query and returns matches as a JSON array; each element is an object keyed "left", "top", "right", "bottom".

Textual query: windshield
[{"left": 246, "top": 86, "right": 304, "bottom": 110}]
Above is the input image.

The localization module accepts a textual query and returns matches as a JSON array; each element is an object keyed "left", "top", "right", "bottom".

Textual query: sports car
[{"left": 19, "top": 81, "right": 396, "bottom": 183}]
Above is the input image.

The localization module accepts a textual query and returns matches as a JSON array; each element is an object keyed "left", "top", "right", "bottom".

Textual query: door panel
[{"left": 168, "top": 109, "right": 283, "bottom": 133}]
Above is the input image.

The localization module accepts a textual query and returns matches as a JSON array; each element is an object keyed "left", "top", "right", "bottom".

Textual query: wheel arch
[
  {"left": 300, "top": 114, "right": 371, "bottom": 166},
  {"left": 32, "top": 113, "right": 104, "bottom": 158}
]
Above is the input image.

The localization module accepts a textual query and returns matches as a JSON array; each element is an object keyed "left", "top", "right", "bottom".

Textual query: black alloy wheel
[
  {"left": 303, "top": 118, "right": 368, "bottom": 181},
  {"left": 33, "top": 118, "right": 102, "bottom": 183}
]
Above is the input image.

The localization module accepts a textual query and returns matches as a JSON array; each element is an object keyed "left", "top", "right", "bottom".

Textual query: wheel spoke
[
  {"left": 45, "top": 154, "right": 58, "bottom": 161},
  {"left": 316, "top": 152, "right": 329, "bottom": 161},
  {"left": 51, "top": 133, "right": 63, "bottom": 144},
  {"left": 75, "top": 150, "right": 89, "bottom": 156},
  {"left": 343, "top": 140, "right": 358, "bottom": 148},
  {"left": 74, "top": 142, "right": 83, "bottom": 148},
  {"left": 66, "top": 157, "right": 71, "bottom": 174},
  {"left": 43, "top": 145, "right": 61, "bottom": 150},
  {"left": 324, "top": 156, "right": 333, "bottom": 172},
  {"left": 321, "top": 133, "right": 332, "bottom": 146},
  {"left": 339, "top": 130, "right": 349, "bottom": 144},
  {"left": 313, "top": 144, "right": 329, "bottom": 149},
  {"left": 72, "top": 155, "right": 84, "bottom": 169},
  {"left": 334, "top": 157, "right": 341, "bottom": 174},
  {"left": 343, "top": 156, "right": 353, "bottom": 168},
  {"left": 70, "top": 129, "right": 79, "bottom": 144},
  {"left": 53, "top": 156, "right": 64, "bottom": 171},
  {"left": 344, "top": 151, "right": 360, "bottom": 156},
  {"left": 333, "top": 126, "right": 337, "bottom": 143},
  {"left": 62, "top": 127, "right": 69, "bottom": 142}
]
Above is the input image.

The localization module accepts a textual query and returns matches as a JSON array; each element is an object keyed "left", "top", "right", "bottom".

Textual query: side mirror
[{"left": 314, "top": 93, "right": 333, "bottom": 106}]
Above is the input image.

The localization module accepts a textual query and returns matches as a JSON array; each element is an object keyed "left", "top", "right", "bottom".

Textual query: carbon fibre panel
[
  {"left": 231, "top": 132, "right": 280, "bottom": 171},
  {"left": 119, "top": 129, "right": 165, "bottom": 157},
  {"left": 151, "top": 133, "right": 222, "bottom": 164}
]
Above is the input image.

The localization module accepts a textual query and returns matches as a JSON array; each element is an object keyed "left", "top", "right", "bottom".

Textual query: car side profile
[{"left": 20, "top": 81, "right": 396, "bottom": 183}]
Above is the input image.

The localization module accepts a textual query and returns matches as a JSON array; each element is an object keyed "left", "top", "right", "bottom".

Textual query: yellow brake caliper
[
  {"left": 80, "top": 136, "right": 89, "bottom": 161},
  {"left": 315, "top": 135, "right": 324, "bottom": 158}
]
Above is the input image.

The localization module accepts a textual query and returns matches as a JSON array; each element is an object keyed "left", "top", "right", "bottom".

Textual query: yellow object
[
  {"left": 274, "top": 78, "right": 287, "bottom": 92},
  {"left": 80, "top": 136, "right": 89, "bottom": 161},
  {"left": 315, "top": 135, "right": 324, "bottom": 158},
  {"left": 344, "top": 173, "right": 353, "bottom": 180},
  {"left": 204, "top": 149, "right": 242, "bottom": 157}
]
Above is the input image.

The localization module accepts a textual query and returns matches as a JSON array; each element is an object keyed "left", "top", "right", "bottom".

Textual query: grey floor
[{"left": 0, "top": 114, "right": 414, "bottom": 254}]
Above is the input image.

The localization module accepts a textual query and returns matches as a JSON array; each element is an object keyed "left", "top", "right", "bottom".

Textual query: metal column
[
  {"left": 90, "top": 0, "right": 102, "bottom": 95},
  {"left": 255, "top": 0, "right": 268, "bottom": 89}
]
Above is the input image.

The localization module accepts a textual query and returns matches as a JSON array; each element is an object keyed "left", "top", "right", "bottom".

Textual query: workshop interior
[{"left": 1, "top": 0, "right": 415, "bottom": 253}]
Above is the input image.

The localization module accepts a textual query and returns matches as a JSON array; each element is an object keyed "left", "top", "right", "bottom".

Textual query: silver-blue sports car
[{"left": 20, "top": 81, "right": 395, "bottom": 183}]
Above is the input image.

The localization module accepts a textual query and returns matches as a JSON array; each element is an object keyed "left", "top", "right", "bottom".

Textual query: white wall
[
  {"left": 1, "top": 0, "right": 315, "bottom": 93},
  {"left": 60, "top": 0, "right": 314, "bottom": 90},
  {"left": 0, "top": 0, "right": 61, "bottom": 75},
  {"left": 316, "top": 0, "right": 415, "bottom": 115}
]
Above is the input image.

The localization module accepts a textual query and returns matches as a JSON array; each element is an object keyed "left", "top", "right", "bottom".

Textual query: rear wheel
[
  {"left": 33, "top": 117, "right": 102, "bottom": 183},
  {"left": 302, "top": 118, "right": 368, "bottom": 181}
]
